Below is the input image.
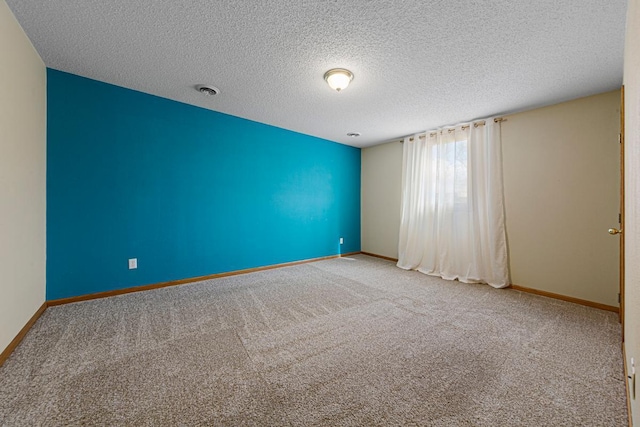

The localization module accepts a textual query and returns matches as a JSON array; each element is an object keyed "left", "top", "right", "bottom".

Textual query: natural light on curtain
[{"left": 397, "top": 119, "right": 509, "bottom": 288}]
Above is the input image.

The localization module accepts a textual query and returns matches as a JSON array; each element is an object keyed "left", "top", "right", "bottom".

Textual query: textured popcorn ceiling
[{"left": 5, "top": 0, "right": 627, "bottom": 148}]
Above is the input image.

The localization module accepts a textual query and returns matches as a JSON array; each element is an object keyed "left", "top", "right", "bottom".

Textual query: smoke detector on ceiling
[{"left": 196, "top": 84, "right": 220, "bottom": 96}]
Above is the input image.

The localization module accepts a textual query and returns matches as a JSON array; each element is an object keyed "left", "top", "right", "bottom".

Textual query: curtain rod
[{"left": 397, "top": 117, "right": 507, "bottom": 143}]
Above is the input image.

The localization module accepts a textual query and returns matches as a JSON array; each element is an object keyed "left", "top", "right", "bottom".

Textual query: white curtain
[{"left": 397, "top": 119, "right": 509, "bottom": 288}]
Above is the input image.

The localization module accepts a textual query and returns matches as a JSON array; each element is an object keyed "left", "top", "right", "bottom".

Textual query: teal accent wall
[{"left": 46, "top": 69, "right": 361, "bottom": 300}]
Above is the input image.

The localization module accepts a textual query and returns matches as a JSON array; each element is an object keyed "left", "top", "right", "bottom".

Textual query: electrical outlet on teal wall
[{"left": 46, "top": 69, "right": 361, "bottom": 300}]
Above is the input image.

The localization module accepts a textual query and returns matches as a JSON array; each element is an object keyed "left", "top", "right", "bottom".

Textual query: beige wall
[
  {"left": 361, "top": 141, "right": 403, "bottom": 259},
  {"left": 503, "top": 90, "right": 620, "bottom": 307},
  {"left": 624, "top": 0, "right": 640, "bottom": 423},
  {"left": 361, "top": 91, "right": 621, "bottom": 307},
  {"left": 0, "top": 0, "right": 46, "bottom": 354}
]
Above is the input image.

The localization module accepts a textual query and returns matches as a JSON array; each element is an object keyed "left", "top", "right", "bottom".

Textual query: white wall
[
  {"left": 624, "top": 0, "right": 640, "bottom": 423},
  {"left": 361, "top": 91, "right": 621, "bottom": 307},
  {"left": 361, "top": 141, "right": 402, "bottom": 259},
  {"left": 0, "top": 0, "right": 46, "bottom": 354}
]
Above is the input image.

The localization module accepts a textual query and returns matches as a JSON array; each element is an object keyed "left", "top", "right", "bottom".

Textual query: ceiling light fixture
[
  {"left": 195, "top": 84, "right": 220, "bottom": 96},
  {"left": 324, "top": 68, "right": 353, "bottom": 92}
]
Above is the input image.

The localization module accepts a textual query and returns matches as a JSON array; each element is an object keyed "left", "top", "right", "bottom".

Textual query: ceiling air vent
[{"left": 196, "top": 85, "right": 220, "bottom": 96}]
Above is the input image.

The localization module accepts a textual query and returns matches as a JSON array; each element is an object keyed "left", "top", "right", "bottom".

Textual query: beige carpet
[{"left": 0, "top": 255, "right": 627, "bottom": 426}]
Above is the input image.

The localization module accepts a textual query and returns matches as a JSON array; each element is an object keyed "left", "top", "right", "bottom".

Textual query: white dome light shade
[{"left": 324, "top": 68, "right": 354, "bottom": 92}]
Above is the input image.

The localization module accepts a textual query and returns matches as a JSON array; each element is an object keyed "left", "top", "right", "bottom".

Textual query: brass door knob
[{"left": 608, "top": 228, "right": 622, "bottom": 235}]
